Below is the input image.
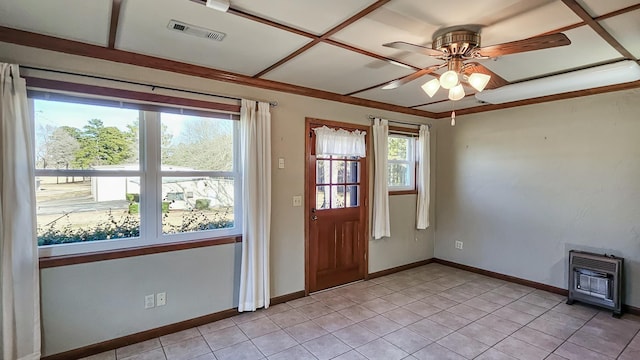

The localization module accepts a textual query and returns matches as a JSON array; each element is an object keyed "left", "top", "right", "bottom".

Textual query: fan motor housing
[{"left": 432, "top": 30, "right": 481, "bottom": 56}]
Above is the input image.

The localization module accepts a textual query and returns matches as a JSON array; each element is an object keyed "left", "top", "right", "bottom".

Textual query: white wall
[
  {"left": 0, "top": 42, "right": 434, "bottom": 355},
  {"left": 435, "top": 89, "right": 640, "bottom": 306}
]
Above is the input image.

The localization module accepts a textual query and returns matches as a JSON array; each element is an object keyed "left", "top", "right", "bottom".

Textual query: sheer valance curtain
[
  {"left": 0, "top": 63, "right": 41, "bottom": 360},
  {"left": 313, "top": 125, "right": 366, "bottom": 157},
  {"left": 238, "top": 99, "right": 271, "bottom": 312},
  {"left": 372, "top": 118, "right": 390, "bottom": 239}
]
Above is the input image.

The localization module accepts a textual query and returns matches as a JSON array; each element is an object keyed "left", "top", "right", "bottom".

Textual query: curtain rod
[
  {"left": 367, "top": 115, "right": 431, "bottom": 128},
  {"left": 19, "top": 65, "right": 278, "bottom": 107}
]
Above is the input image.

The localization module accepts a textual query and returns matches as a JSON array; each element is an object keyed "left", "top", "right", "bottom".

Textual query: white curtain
[
  {"left": 238, "top": 99, "right": 271, "bottom": 312},
  {"left": 416, "top": 125, "right": 430, "bottom": 229},
  {"left": 0, "top": 64, "right": 41, "bottom": 360},
  {"left": 314, "top": 125, "right": 366, "bottom": 157},
  {"left": 372, "top": 118, "right": 390, "bottom": 239}
]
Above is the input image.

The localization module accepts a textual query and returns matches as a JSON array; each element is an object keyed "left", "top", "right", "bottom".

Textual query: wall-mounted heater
[{"left": 567, "top": 250, "right": 623, "bottom": 317}]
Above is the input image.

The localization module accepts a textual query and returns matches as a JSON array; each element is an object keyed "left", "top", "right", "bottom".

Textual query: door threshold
[{"left": 309, "top": 279, "right": 366, "bottom": 295}]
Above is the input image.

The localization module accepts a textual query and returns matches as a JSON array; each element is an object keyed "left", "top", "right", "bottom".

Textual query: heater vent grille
[
  {"left": 167, "top": 20, "right": 226, "bottom": 41},
  {"left": 568, "top": 250, "right": 623, "bottom": 316},
  {"left": 572, "top": 257, "right": 617, "bottom": 273}
]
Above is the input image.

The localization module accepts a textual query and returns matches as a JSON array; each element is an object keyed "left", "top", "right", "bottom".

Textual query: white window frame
[
  {"left": 387, "top": 134, "right": 416, "bottom": 192},
  {"left": 32, "top": 97, "right": 242, "bottom": 258}
]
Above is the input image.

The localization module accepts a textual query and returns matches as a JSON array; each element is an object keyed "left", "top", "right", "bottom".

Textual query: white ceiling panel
[
  {"left": 481, "top": 26, "right": 623, "bottom": 82},
  {"left": 415, "top": 96, "right": 489, "bottom": 113},
  {"left": 262, "top": 43, "right": 414, "bottom": 94},
  {"left": 330, "top": 6, "right": 441, "bottom": 69},
  {"left": 480, "top": 1, "right": 581, "bottom": 46},
  {"left": 600, "top": 9, "right": 640, "bottom": 58},
  {"left": 116, "top": 0, "right": 310, "bottom": 76},
  {"left": 231, "top": 0, "right": 376, "bottom": 35},
  {"left": 0, "top": 0, "right": 111, "bottom": 46},
  {"left": 353, "top": 73, "right": 442, "bottom": 107},
  {"left": 576, "top": 0, "right": 639, "bottom": 17}
]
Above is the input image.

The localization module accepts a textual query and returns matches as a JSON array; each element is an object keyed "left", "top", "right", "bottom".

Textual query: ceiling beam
[
  {"left": 107, "top": 0, "right": 122, "bottom": 49},
  {"left": 0, "top": 26, "right": 438, "bottom": 119},
  {"left": 561, "top": 0, "right": 636, "bottom": 60}
]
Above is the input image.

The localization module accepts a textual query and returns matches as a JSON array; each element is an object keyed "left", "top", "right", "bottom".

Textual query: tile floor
[{"left": 82, "top": 263, "right": 640, "bottom": 360}]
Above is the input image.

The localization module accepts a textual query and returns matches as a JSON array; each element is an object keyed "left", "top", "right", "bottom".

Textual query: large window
[
  {"left": 33, "top": 97, "right": 240, "bottom": 257},
  {"left": 387, "top": 134, "right": 416, "bottom": 192}
]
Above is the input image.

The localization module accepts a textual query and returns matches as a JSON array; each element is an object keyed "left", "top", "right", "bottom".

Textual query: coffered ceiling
[{"left": 0, "top": 0, "right": 638, "bottom": 118}]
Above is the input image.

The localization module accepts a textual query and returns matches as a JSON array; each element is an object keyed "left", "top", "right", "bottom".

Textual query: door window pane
[
  {"left": 161, "top": 176, "right": 235, "bottom": 234},
  {"left": 316, "top": 160, "right": 330, "bottom": 184},
  {"left": 346, "top": 161, "right": 359, "bottom": 183},
  {"left": 332, "top": 161, "right": 346, "bottom": 183},
  {"left": 346, "top": 185, "right": 359, "bottom": 207},
  {"left": 331, "top": 185, "right": 345, "bottom": 208},
  {"left": 36, "top": 176, "right": 140, "bottom": 246},
  {"left": 316, "top": 185, "right": 330, "bottom": 210}
]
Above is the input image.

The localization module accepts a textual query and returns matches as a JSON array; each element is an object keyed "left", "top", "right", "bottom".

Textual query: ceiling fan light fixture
[
  {"left": 206, "top": 0, "right": 230, "bottom": 12},
  {"left": 421, "top": 78, "right": 440, "bottom": 97},
  {"left": 468, "top": 73, "right": 491, "bottom": 92},
  {"left": 448, "top": 84, "right": 465, "bottom": 101},
  {"left": 440, "top": 70, "right": 459, "bottom": 89}
]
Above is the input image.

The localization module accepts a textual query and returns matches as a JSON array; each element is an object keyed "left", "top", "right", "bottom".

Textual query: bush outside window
[{"left": 33, "top": 97, "right": 241, "bottom": 257}]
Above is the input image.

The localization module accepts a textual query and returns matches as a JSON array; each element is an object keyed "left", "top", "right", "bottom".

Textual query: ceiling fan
[{"left": 382, "top": 25, "right": 572, "bottom": 101}]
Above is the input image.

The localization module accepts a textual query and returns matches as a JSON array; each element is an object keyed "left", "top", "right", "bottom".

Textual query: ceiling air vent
[{"left": 167, "top": 20, "right": 226, "bottom": 41}]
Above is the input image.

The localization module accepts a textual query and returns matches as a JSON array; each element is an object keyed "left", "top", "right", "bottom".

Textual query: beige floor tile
[
  {"left": 302, "top": 334, "right": 351, "bottom": 360},
  {"left": 551, "top": 303, "right": 598, "bottom": 321},
  {"left": 284, "top": 320, "right": 328, "bottom": 343},
  {"left": 567, "top": 329, "right": 627, "bottom": 357},
  {"left": 428, "top": 310, "right": 473, "bottom": 330},
  {"left": 383, "top": 328, "right": 431, "bottom": 354},
  {"left": 381, "top": 307, "right": 423, "bottom": 326},
  {"left": 159, "top": 328, "right": 200, "bottom": 347},
  {"left": 356, "top": 338, "right": 408, "bottom": 360},
  {"left": 268, "top": 309, "right": 309, "bottom": 328},
  {"left": 358, "top": 315, "right": 403, "bottom": 336},
  {"left": 475, "top": 314, "right": 522, "bottom": 335},
  {"left": 437, "top": 331, "right": 489, "bottom": 358},
  {"left": 512, "top": 326, "right": 563, "bottom": 352},
  {"left": 478, "top": 291, "right": 517, "bottom": 306},
  {"left": 333, "top": 350, "right": 368, "bottom": 360},
  {"left": 191, "top": 353, "right": 215, "bottom": 360},
  {"left": 506, "top": 300, "right": 549, "bottom": 317},
  {"left": 407, "top": 318, "right": 454, "bottom": 341},
  {"left": 163, "top": 337, "right": 211, "bottom": 360},
  {"left": 492, "top": 285, "right": 533, "bottom": 300},
  {"left": 313, "top": 311, "right": 355, "bottom": 332},
  {"left": 544, "top": 355, "right": 568, "bottom": 360},
  {"left": 119, "top": 348, "right": 166, "bottom": 360},
  {"left": 494, "top": 336, "right": 550, "bottom": 360},
  {"left": 338, "top": 305, "right": 378, "bottom": 322},
  {"left": 286, "top": 296, "right": 317, "bottom": 308},
  {"left": 403, "top": 300, "right": 443, "bottom": 317},
  {"left": 333, "top": 324, "right": 378, "bottom": 348},
  {"left": 238, "top": 316, "right": 280, "bottom": 339},
  {"left": 261, "top": 303, "right": 293, "bottom": 316},
  {"left": 412, "top": 343, "right": 466, "bottom": 360},
  {"left": 202, "top": 325, "right": 248, "bottom": 351},
  {"left": 341, "top": 289, "right": 379, "bottom": 303},
  {"left": 457, "top": 322, "right": 508, "bottom": 346},
  {"left": 318, "top": 295, "right": 357, "bottom": 311},
  {"left": 117, "top": 338, "right": 161, "bottom": 359},
  {"left": 475, "top": 348, "right": 518, "bottom": 360},
  {"left": 365, "top": 284, "right": 396, "bottom": 297},
  {"left": 421, "top": 295, "right": 459, "bottom": 310},
  {"left": 267, "top": 344, "right": 317, "bottom": 360},
  {"left": 553, "top": 342, "right": 614, "bottom": 360},
  {"left": 296, "top": 301, "right": 334, "bottom": 319},
  {"left": 618, "top": 346, "right": 640, "bottom": 360},
  {"left": 520, "top": 294, "right": 562, "bottom": 309},
  {"left": 360, "top": 298, "right": 398, "bottom": 314},
  {"left": 381, "top": 292, "right": 419, "bottom": 307},
  {"left": 447, "top": 303, "right": 488, "bottom": 321},
  {"left": 81, "top": 350, "right": 116, "bottom": 360},
  {"left": 493, "top": 307, "right": 536, "bottom": 325},
  {"left": 197, "top": 318, "right": 235, "bottom": 335},
  {"left": 539, "top": 310, "right": 587, "bottom": 329},
  {"left": 463, "top": 297, "right": 503, "bottom": 312},
  {"left": 214, "top": 340, "right": 264, "bottom": 360},
  {"left": 252, "top": 330, "right": 298, "bottom": 357},
  {"left": 527, "top": 317, "right": 580, "bottom": 340}
]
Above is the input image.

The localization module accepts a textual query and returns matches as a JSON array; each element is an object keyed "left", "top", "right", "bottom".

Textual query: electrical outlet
[
  {"left": 455, "top": 241, "right": 463, "bottom": 250},
  {"left": 156, "top": 292, "right": 166, "bottom": 307},
  {"left": 144, "top": 294, "right": 155, "bottom": 309}
]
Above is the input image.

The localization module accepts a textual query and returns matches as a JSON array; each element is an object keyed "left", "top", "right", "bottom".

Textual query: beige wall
[
  {"left": 0, "top": 42, "right": 434, "bottom": 355},
  {"left": 434, "top": 89, "right": 640, "bottom": 307}
]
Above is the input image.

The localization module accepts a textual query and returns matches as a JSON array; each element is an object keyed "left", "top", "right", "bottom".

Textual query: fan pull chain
[{"left": 451, "top": 111, "right": 456, "bottom": 126}]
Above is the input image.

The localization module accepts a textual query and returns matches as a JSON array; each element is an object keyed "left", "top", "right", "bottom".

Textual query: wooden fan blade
[
  {"left": 476, "top": 33, "right": 571, "bottom": 58},
  {"left": 381, "top": 66, "right": 440, "bottom": 90},
  {"left": 463, "top": 62, "right": 509, "bottom": 89},
  {"left": 383, "top": 41, "right": 444, "bottom": 57}
]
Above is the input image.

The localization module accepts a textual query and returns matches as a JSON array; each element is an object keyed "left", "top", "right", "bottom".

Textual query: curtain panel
[
  {"left": 416, "top": 124, "right": 430, "bottom": 229},
  {"left": 372, "top": 118, "right": 390, "bottom": 239},
  {"left": 0, "top": 63, "right": 41, "bottom": 360}
]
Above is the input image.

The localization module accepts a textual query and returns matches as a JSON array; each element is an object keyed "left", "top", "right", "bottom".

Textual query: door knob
[{"left": 311, "top": 215, "right": 318, "bottom": 221}]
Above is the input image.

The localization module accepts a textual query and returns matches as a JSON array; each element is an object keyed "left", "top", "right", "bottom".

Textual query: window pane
[
  {"left": 332, "top": 160, "right": 346, "bottom": 183},
  {"left": 331, "top": 185, "right": 345, "bottom": 208},
  {"left": 316, "top": 185, "right": 330, "bottom": 210},
  {"left": 36, "top": 176, "right": 140, "bottom": 246},
  {"left": 346, "top": 161, "right": 359, "bottom": 183},
  {"left": 388, "top": 137, "right": 409, "bottom": 161},
  {"left": 162, "top": 176, "right": 235, "bottom": 234},
  {"left": 316, "top": 160, "right": 330, "bottom": 184},
  {"left": 388, "top": 163, "right": 411, "bottom": 188},
  {"left": 161, "top": 113, "right": 234, "bottom": 171},
  {"left": 34, "top": 99, "right": 140, "bottom": 170},
  {"left": 346, "top": 185, "right": 359, "bottom": 207}
]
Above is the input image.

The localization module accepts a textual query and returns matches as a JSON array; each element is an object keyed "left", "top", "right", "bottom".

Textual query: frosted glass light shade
[
  {"left": 440, "top": 70, "right": 459, "bottom": 89},
  {"left": 448, "top": 84, "right": 465, "bottom": 101},
  {"left": 421, "top": 78, "right": 440, "bottom": 97},
  {"left": 468, "top": 73, "right": 491, "bottom": 92},
  {"left": 206, "top": 0, "right": 230, "bottom": 11}
]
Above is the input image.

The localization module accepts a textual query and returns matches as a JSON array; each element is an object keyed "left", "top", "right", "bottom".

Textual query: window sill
[
  {"left": 389, "top": 190, "right": 418, "bottom": 196},
  {"left": 39, "top": 236, "right": 242, "bottom": 268}
]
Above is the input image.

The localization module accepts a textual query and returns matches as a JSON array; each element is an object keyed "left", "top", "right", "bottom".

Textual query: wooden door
[{"left": 305, "top": 118, "right": 369, "bottom": 293}]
